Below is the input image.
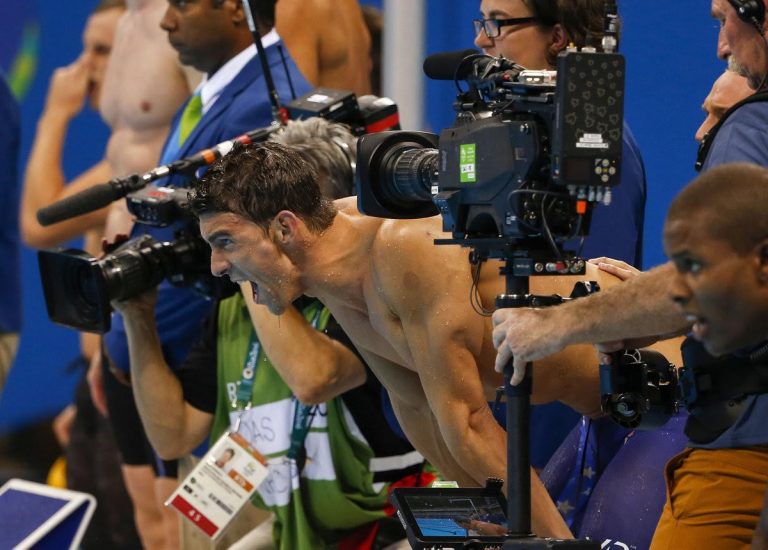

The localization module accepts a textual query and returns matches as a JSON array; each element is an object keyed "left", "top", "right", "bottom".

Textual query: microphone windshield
[
  {"left": 37, "top": 183, "right": 122, "bottom": 226},
  {"left": 423, "top": 49, "right": 481, "bottom": 81}
]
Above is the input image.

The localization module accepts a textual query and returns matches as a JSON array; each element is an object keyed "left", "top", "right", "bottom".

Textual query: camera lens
[
  {"left": 100, "top": 247, "right": 163, "bottom": 301},
  {"left": 386, "top": 146, "right": 439, "bottom": 204}
]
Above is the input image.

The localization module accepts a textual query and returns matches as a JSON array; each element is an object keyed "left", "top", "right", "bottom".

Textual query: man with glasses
[
  {"left": 473, "top": 11, "right": 554, "bottom": 69},
  {"left": 472, "top": 0, "right": 648, "bottom": 471},
  {"left": 473, "top": 0, "right": 646, "bottom": 270}
]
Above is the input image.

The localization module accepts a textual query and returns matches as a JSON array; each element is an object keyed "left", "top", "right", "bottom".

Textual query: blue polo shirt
[{"left": 695, "top": 99, "right": 768, "bottom": 450}]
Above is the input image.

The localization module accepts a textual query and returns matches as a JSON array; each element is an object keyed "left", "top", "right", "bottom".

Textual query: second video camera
[{"left": 356, "top": 48, "right": 625, "bottom": 272}]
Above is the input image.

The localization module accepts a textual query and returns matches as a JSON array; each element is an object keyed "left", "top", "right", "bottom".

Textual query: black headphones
[{"left": 728, "top": 0, "right": 766, "bottom": 31}]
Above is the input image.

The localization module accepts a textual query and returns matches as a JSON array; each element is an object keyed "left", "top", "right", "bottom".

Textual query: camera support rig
[
  {"left": 435, "top": 236, "right": 600, "bottom": 550},
  {"left": 353, "top": 5, "right": 625, "bottom": 545}
]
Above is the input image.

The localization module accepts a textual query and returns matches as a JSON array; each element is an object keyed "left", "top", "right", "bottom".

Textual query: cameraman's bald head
[{"left": 666, "top": 163, "right": 768, "bottom": 254}]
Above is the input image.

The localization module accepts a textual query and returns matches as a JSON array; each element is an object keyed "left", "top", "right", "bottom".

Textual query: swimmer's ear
[{"left": 270, "top": 211, "right": 299, "bottom": 245}]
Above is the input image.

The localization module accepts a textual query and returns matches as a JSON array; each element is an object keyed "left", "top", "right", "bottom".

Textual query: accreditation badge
[{"left": 165, "top": 431, "right": 268, "bottom": 539}]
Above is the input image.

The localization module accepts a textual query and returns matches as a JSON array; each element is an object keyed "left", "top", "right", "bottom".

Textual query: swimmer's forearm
[
  {"left": 455, "top": 412, "right": 571, "bottom": 538},
  {"left": 242, "top": 287, "right": 366, "bottom": 403}
]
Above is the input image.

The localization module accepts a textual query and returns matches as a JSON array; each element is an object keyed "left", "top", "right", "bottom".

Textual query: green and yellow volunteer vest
[{"left": 210, "top": 294, "right": 391, "bottom": 549}]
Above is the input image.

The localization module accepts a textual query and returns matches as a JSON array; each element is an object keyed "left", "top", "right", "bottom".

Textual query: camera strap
[
  {"left": 695, "top": 90, "right": 768, "bottom": 171},
  {"left": 679, "top": 338, "right": 768, "bottom": 407},
  {"left": 680, "top": 338, "right": 768, "bottom": 443}
]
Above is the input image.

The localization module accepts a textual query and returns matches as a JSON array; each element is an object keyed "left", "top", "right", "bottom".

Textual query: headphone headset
[{"left": 728, "top": 0, "right": 766, "bottom": 32}]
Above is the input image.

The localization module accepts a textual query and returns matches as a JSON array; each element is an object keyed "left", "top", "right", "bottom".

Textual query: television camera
[
  {"left": 37, "top": 89, "right": 400, "bottom": 334},
  {"left": 355, "top": 21, "right": 625, "bottom": 550}
]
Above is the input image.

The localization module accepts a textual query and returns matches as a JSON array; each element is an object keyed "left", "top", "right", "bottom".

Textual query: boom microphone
[
  {"left": 36, "top": 179, "right": 137, "bottom": 226},
  {"left": 36, "top": 123, "right": 279, "bottom": 227},
  {"left": 164, "top": 123, "right": 278, "bottom": 175},
  {"left": 423, "top": 49, "right": 525, "bottom": 86}
]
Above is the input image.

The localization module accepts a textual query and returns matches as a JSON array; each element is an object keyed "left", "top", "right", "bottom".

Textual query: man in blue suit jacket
[{"left": 100, "top": 0, "right": 310, "bottom": 544}]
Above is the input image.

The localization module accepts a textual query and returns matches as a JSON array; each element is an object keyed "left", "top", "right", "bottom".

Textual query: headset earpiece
[{"left": 728, "top": 0, "right": 766, "bottom": 32}]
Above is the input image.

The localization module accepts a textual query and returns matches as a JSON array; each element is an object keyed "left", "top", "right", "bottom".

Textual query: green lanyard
[
  {"left": 233, "top": 303, "right": 325, "bottom": 472},
  {"left": 232, "top": 332, "right": 260, "bottom": 411},
  {"left": 286, "top": 402, "right": 319, "bottom": 473}
]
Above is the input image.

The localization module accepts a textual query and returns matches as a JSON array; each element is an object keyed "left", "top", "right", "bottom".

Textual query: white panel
[{"left": 382, "top": 0, "right": 426, "bottom": 130}]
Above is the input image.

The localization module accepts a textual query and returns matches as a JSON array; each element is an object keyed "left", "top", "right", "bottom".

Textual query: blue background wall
[
  {"left": 1, "top": 2, "right": 112, "bottom": 431},
  {"left": 0, "top": 0, "right": 723, "bottom": 431}
]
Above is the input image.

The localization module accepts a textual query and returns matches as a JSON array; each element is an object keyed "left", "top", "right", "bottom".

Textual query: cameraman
[
  {"left": 99, "top": 1, "right": 310, "bottom": 546},
  {"left": 115, "top": 119, "right": 426, "bottom": 550},
  {"left": 474, "top": 0, "right": 646, "bottom": 267},
  {"left": 662, "top": 163, "right": 768, "bottom": 548},
  {"left": 537, "top": 66, "right": 754, "bottom": 550},
  {"left": 473, "top": 0, "right": 648, "bottom": 468},
  {"left": 493, "top": 0, "right": 768, "bottom": 545}
]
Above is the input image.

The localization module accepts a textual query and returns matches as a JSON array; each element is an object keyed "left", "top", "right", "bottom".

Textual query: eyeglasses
[{"left": 473, "top": 17, "right": 539, "bottom": 38}]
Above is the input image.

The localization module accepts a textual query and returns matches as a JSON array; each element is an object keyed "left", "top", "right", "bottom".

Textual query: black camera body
[
  {"left": 600, "top": 349, "right": 680, "bottom": 430},
  {"left": 601, "top": 343, "right": 768, "bottom": 438},
  {"left": 126, "top": 185, "right": 192, "bottom": 228},
  {"left": 356, "top": 50, "right": 625, "bottom": 266},
  {"left": 287, "top": 87, "right": 400, "bottom": 136},
  {"left": 39, "top": 232, "right": 218, "bottom": 333},
  {"left": 38, "top": 90, "right": 401, "bottom": 334}
]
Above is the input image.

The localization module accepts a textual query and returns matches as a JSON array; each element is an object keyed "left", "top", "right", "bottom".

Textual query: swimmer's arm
[
  {"left": 241, "top": 285, "right": 366, "bottom": 404},
  {"left": 400, "top": 296, "right": 570, "bottom": 538},
  {"left": 383, "top": 223, "right": 571, "bottom": 538},
  {"left": 356, "top": 347, "right": 475, "bottom": 486},
  {"left": 21, "top": 94, "right": 112, "bottom": 248}
]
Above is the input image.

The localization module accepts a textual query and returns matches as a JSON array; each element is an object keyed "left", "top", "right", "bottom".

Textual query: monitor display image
[{"left": 404, "top": 494, "right": 508, "bottom": 538}]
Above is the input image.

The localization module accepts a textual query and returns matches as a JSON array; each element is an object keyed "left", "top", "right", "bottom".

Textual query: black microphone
[
  {"left": 423, "top": 48, "right": 481, "bottom": 80},
  {"left": 36, "top": 176, "right": 145, "bottom": 226}
]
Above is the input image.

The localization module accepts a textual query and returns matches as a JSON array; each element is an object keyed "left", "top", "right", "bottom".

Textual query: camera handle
[
  {"left": 496, "top": 270, "right": 600, "bottom": 549},
  {"left": 496, "top": 274, "right": 534, "bottom": 538}
]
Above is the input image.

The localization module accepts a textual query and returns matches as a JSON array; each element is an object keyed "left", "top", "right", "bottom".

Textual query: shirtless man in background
[
  {"left": 21, "top": 1, "right": 123, "bottom": 254},
  {"left": 24, "top": 0, "right": 194, "bottom": 545},
  {"left": 21, "top": 0, "right": 127, "bottom": 368},
  {"left": 276, "top": 0, "right": 372, "bottom": 95},
  {"left": 100, "top": 0, "right": 198, "bottom": 241}
]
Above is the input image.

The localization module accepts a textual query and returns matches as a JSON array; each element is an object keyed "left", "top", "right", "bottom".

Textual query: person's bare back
[
  {"left": 304, "top": 199, "right": 624, "bottom": 537},
  {"left": 276, "top": 0, "right": 372, "bottom": 95},
  {"left": 323, "top": 200, "right": 610, "bottom": 404}
]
